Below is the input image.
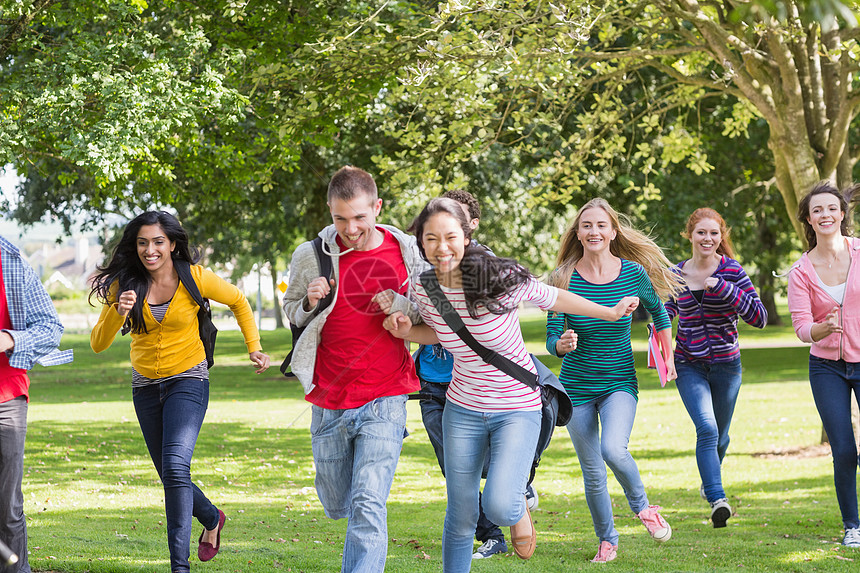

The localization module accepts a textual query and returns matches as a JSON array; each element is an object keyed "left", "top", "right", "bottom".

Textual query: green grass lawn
[{"left": 22, "top": 316, "right": 856, "bottom": 572}]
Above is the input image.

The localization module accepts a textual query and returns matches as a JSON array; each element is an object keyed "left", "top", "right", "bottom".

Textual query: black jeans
[
  {"left": 0, "top": 396, "right": 29, "bottom": 573},
  {"left": 133, "top": 378, "right": 220, "bottom": 572},
  {"left": 419, "top": 380, "right": 503, "bottom": 543}
]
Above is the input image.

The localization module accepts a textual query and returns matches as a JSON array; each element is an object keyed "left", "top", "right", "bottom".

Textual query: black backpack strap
[
  {"left": 419, "top": 269, "right": 538, "bottom": 390},
  {"left": 280, "top": 237, "right": 334, "bottom": 376},
  {"left": 174, "top": 259, "right": 204, "bottom": 308}
]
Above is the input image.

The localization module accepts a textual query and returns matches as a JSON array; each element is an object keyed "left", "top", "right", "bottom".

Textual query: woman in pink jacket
[{"left": 787, "top": 181, "right": 860, "bottom": 548}]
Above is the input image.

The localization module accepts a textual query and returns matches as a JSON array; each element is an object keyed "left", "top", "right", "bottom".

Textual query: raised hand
[
  {"left": 556, "top": 329, "right": 579, "bottom": 355},
  {"left": 371, "top": 289, "right": 396, "bottom": 315},
  {"left": 307, "top": 276, "right": 335, "bottom": 309},
  {"left": 614, "top": 296, "right": 639, "bottom": 319},
  {"left": 382, "top": 311, "right": 413, "bottom": 339},
  {"left": 117, "top": 289, "right": 137, "bottom": 317}
]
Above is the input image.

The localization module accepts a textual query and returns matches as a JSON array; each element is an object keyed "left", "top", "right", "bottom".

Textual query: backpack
[
  {"left": 174, "top": 260, "right": 218, "bottom": 369},
  {"left": 280, "top": 237, "right": 334, "bottom": 377}
]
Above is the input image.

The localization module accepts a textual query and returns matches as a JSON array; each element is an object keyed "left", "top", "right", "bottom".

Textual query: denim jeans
[
  {"left": 441, "top": 402, "right": 540, "bottom": 572},
  {"left": 566, "top": 391, "right": 649, "bottom": 546},
  {"left": 809, "top": 356, "right": 860, "bottom": 529},
  {"left": 419, "top": 380, "right": 503, "bottom": 544},
  {"left": 133, "top": 378, "right": 220, "bottom": 573},
  {"left": 310, "top": 395, "right": 408, "bottom": 573},
  {"left": 675, "top": 357, "right": 742, "bottom": 502},
  {"left": 0, "top": 396, "right": 29, "bottom": 573}
]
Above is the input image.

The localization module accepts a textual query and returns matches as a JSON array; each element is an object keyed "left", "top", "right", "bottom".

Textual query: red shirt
[
  {"left": 0, "top": 256, "right": 30, "bottom": 403},
  {"left": 308, "top": 229, "right": 419, "bottom": 408}
]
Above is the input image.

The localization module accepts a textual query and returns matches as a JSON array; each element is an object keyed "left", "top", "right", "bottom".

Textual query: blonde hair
[{"left": 550, "top": 198, "right": 683, "bottom": 301}]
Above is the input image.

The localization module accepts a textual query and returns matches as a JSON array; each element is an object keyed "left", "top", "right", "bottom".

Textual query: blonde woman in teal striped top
[{"left": 545, "top": 198, "right": 683, "bottom": 563}]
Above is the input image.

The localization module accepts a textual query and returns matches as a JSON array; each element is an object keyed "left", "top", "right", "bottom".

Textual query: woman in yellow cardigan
[{"left": 90, "top": 211, "right": 270, "bottom": 573}]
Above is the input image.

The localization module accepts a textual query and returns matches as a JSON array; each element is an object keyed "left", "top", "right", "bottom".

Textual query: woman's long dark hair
[
  {"left": 89, "top": 211, "right": 200, "bottom": 334},
  {"left": 797, "top": 181, "right": 860, "bottom": 249},
  {"left": 413, "top": 197, "right": 532, "bottom": 319}
]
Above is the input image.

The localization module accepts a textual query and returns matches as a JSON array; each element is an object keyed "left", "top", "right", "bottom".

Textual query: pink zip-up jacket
[{"left": 787, "top": 236, "right": 860, "bottom": 363}]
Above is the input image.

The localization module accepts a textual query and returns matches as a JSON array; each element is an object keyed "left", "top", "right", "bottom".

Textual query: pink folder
[{"left": 646, "top": 323, "right": 668, "bottom": 387}]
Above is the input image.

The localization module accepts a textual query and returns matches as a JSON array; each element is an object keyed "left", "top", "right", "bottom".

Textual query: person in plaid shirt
[{"left": 0, "top": 235, "right": 72, "bottom": 573}]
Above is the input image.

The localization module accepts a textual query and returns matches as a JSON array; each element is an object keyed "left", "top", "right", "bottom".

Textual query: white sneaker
[
  {"left": 709, "top": 498, "right": 732, "bottom": 529},
  {"left": 525, "top": 483, "right": 539, "bottom": 511},
  {"left": 843, "top": 527, "right": 860, "bottom": 548},
  {"left": 472, "top": 538, "right": 507, "bottom": 559}
]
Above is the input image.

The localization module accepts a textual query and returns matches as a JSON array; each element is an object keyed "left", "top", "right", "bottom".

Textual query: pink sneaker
[
  {"left": 636, "top": 505, "right": 671, "bottom": 541},
  {"left": 591, "top": 540, "right": 617, "bottom": 563}
]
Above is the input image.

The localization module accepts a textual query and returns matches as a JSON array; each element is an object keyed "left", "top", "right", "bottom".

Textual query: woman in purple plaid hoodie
[{"left": 665, "top": 208, "right": 767, "bottom": 529}]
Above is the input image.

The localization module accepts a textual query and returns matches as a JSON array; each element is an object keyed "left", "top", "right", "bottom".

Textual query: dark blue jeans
[
  {"left": 0, "top": 396, "right": 29, "bottom": 573},
  {"left": 675, "top": 358, "right": 742, "bottom": 502},
  {"left": 809, "top": 356, "right": 860, "bottom": 529},
  {"left": 419, "top": 380, "right": 503, "bottom": 544},
  {"left": 133, "top": 378, "right": 220, "bottom": 573}
]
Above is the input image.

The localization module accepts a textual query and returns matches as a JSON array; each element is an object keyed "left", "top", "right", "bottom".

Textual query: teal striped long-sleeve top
[{"left": 545, "top": 259, "right": 671, "bottom": 405}]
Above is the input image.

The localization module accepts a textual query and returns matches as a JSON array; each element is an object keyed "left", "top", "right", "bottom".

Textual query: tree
[{"left": 368, "top": 0, "right": 860, "bottom": 245}]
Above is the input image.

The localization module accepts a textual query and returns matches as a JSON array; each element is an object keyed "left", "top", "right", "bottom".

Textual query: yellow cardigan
[{"left": 91, "top": 264, "right": 262, "bottom": 379}]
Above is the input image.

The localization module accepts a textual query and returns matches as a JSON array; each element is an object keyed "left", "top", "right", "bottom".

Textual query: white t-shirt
[{"left": 413, "top": 274, "right": 558, "bottom": 412}]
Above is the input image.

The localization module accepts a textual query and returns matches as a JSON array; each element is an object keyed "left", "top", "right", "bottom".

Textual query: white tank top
[{"left": 817, "top": 275, "right": 846, "bottom": 305}]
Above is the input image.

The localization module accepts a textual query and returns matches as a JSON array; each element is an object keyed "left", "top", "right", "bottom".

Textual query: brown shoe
[{"left": 510, "top": 497, "right": 536, "bottom": 559}]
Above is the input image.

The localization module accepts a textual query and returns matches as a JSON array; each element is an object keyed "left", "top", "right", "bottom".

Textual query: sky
[{"left": 0, "top": 165, "right": 83, "bottom": 247}]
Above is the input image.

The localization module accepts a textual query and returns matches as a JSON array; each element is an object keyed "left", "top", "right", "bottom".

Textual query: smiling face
[
  {"left": 137, "top": 224, "right": 175, "bottom": 274},
  {"left": 690, "top": 217, "right": 722, "bottom": 258},
  {"left": 576, "top": 207, "right": 616, "bottom": 254},
  {"left": 421, "top": 212, "right": 470, "bottom": 280},
  {"left": 807, "top": 192, "right": 844, "bottom": 238},
  {"left": 329, "top": 192, "right": 383, "bottom": 251}
]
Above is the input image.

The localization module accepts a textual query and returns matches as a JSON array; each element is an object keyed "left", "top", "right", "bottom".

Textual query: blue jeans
[
  {"left": 566, "top": 391, "right": 649, "bottom": 546},
  {"left": 0, "top": 396, "right": 29, "bottom": 573},
  {"left": 809, "top": 356, "right": 860, "bottom": 529},
  {"left": 310, "top": 395, "right": 408, "bottom": 573},
  {"left": 675, "top": 358, "right": 742, "bottom": 502},
  {"left": 419, "top": 380, "right": 503, "bottom": 544},
  {"left": 133, "top": 378, "right": 220, "bottom": 573},
  {"left": 441, "top": 402, "right": 539, "bottom": 572}
]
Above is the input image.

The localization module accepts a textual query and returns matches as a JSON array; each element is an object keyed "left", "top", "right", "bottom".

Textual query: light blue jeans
[
  {"left": 442, "top": 402, "right": 540, "bottom": 572},
  {"left": 310, "top": 395, "right": 408, "bottom": 573},
  {"left": 567, "top": 391, "right": 649, "bottom": 547},
  {"left": 675, "top": 358, "right": 742, "bottom": 503}
]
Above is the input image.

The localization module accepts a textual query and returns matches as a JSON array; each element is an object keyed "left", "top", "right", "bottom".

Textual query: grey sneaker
[
  {"left": 699, "top": 483, "right": 707, "bottom": 501},
  {"left": 472, "top": 538, "right": 507, "bottom": 559},
  {"left": 526, "top": 483, "right": 539, "bottom": 511},
  {"left": 843, "top": 527, "right": 860, "bottom": 547},
  {"left": 710, "top": 498, "right": 732, "bottom": 529}
]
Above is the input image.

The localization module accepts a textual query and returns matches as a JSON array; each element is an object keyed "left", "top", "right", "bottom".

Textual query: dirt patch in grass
[{"left": 751, "top": 443, "right": 832, "bottom": 459}]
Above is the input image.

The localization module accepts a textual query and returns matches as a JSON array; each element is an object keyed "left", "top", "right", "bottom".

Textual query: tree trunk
[
  {"left": 271, "top": 262, "right": 284, "bottom": 329},
  {"left": 754, "top": 205, "right": 783, "bottom": 326}
]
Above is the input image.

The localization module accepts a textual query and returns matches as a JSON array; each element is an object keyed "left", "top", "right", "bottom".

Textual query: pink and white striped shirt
[{"left": 413, "top": 275, "right": 558, "bottom": 412}]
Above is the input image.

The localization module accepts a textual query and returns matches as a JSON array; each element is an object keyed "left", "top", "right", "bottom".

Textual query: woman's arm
[
  {"left": 199, "top": 267, "right": 270, "bottom": 371},
  {"left": 549, "top": 288, "right": 638, "bottom": 321},
  {"left": 382, "top": 312, "right": 440, "bottom": 345},
  {"left": 708, "top": 264, "right": 767, "bottom": 328},
  {"left": 90, "top": 284, "right": 127, "bottom": 353},
  {"left": 198, "top": 267, "right": 262, "bottom": 354},
  {"left": 657, "top": 327, "right": 676, "bottom": 382}
]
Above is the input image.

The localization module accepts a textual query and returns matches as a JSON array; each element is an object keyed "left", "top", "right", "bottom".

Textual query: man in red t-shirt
[
  {"left": 282, "top": 166, "right": 424, "bottom": 572},
  {"left": 0, "top": 236, "right": 72, "bottom": 572}
]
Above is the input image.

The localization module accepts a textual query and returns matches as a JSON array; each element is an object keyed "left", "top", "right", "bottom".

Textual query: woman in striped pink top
[{"left": 381, "top": 197, "right": 638, "bottom": 572}]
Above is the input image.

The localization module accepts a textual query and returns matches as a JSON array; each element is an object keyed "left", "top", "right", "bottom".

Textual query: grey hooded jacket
[{"left": 282, "top": 224, "right": 428, "bottom": 395}]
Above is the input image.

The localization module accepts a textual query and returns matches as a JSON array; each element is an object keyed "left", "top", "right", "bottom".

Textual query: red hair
[{"left": 683, "top": 208, "right": 736, "bottom": 259}]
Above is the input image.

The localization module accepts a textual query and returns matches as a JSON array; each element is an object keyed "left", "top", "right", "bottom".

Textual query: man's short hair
[
  {"left": 328, "top": 166, "right": 378, "bottom": 203},
  {"left": 441, "top": 189, "right": 481, "bottom": 220}
]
